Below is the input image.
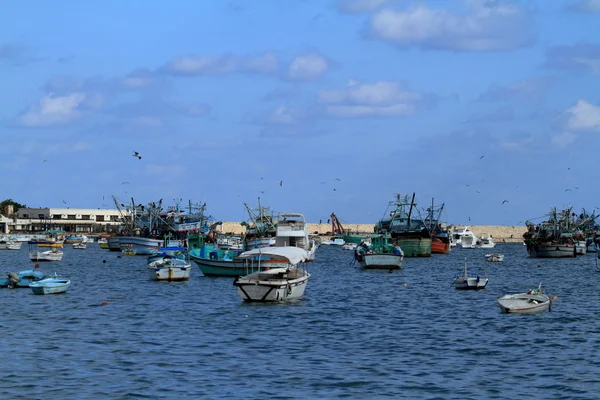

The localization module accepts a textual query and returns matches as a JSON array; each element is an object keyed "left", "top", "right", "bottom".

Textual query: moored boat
[
  {"left": 233, "top": 247, "right": 310, "bottom": 302},
  {"left": 0, "top": 239, "right": 22, "bottom": 250},
  {"left": 1, "top": 269, "right": 46, "bottom": 288},
  {"left": 453, "top": 258, "right": 488, "bottom": 290},
  {"left": 30, "top": 276, "right": 71, "bottom": 295},
  {"left": 485, "top": 253, "right": 504, "bottom": 262},
  {"left": 497, "top": 283, "right": 552, "bottom": 314},
  {"left": 275, "top": 212, "right": 318, "bottom": 260},
  {"left": 29, "top": 249, "right": 64, "bottom": 262},
  {"left": 354, "top": 234, "right": 403, "bottom": 270},
  {"left": 147, "top": 256, "right": 192, "bottom": 281}
]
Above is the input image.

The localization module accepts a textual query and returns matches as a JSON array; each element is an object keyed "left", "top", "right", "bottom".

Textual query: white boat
[
  {"left": 0, "top": 239, "right": 22, "bottom": 250},
  {"left": 29, "top": 249, "right": 64, "bottom": 262},
  {"left": 342, "top": 243, "right": 357, "bottom": 250},
  {"left": 275, "top": 213, "right": 318, "bottom": 260},
  {"left": 575, "top": 241, "right": 587, "bottom": 256},
  {"left": 354, "top": 235, "right": 403, "bottom": 270},
  {"left": 147, "top": 256, "right": 192, "bottom": 281},
  {"left": 485, "top": 253, "right": 504, "bottom": 262},
  {"left": 29, "top": 276, "right": 71, "bottom": 295},
  {"left": 233, "top": 247, "right": 310, "bottom": 302},
  {"left": 320, "top": 237, "right": 346, "bottom": 246},
  {"left": 497, "top": 283, "right": 552, "bottom": 314},
  {"left": 451, "top": 226, "right": 478, "bottom": 248},
  {"left": 453, "top": 258, "right": 488, "bottom": 290},
  {"left": 478, "top": 234, "right": 495, "bottom": 249},
  {"left": 73, "top": 243, "right": 87, "bottom": 250}
]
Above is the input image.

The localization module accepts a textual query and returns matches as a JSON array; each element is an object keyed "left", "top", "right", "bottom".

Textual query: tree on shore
[{"left": 0, "top": 199, "right": 27, "bottom": 217}]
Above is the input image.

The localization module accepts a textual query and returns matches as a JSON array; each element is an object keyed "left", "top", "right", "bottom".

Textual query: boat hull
[
  {"left": 431, "top": 237, "right": 450, "bottom": 254},
  {"left": 0, "top": 242, "right": 22, "bottom": 250},
  {"left": 234, "top": 269, "right": 310, "bottom": 302},
  {"left": 497, "top": 294, "right": 551, "bottom": 314},
  {"left": 30, "top": 278, "right": 71, "bottom": 295},
  {"left": 527, "top": 244, "right": 576, "bottom": 258},
  {"left": 147, "top": 259, "right": 192, "bottom": 281},
  {"left": 454, "top": 277, "right": 488, "bottom": 290},
  {"left": 485, "top": 253, "right": 504, "bottom": 262},
  {"left": 394, "top": 237, "right": 431, "bottom": 257},
  {"left": 107, "top": 237, "right": 121, "bottom": 251},
  {"left": 29, "top": 251, "right": 63, "bottom": 262},
  {"left": 118, "top": 237, "right": 162, "bottom": 255},
  {"left": 358, "top": 253, "right": 403, "bottom": 270},
  {"left": 0, "top": 270, "right": 46, "bottom": 288}
]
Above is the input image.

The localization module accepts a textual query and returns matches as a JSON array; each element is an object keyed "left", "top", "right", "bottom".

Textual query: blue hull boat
[{"left": 1, "top": 269, "right": 47, "bottom": 288}]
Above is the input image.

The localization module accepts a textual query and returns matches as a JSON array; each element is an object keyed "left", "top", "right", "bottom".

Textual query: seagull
[
  {"left": 260, "top": 191, "right": 265, "bottom": 194},
  {"left": 565, "top": 189, "right": 572, "bottom": 192},
  {"left": 574, "top": 186, "right": 579, "bottom": 189},
  {"left": 476, "top": 191, "right": 480, "bottom": 194},
  {"left": 502, "top": 200, "right": 509, "bottom": 204},
  {"left": 42, "top": 160, "right": 48, "bottom": 163},
  {"left": 132, "top": 151, "right": 142, "bottom": 160},
  {"left": 333, "top": 188, "right": 337, "bottom": 191},
  {"left": 62, "top": 200, "right": 67, "bottom": 204},
  {"left": 121, "top": 182, "right": 129, "bottom": 185},
  {"left": 480, "top": 155, "right": 484, "bottom": 159},
  {"left": 279, "top": 180, "right": 283, "bottom": 187},
  {"left": 466, "top": 184, "right": 471, "bottom": 187},
  {"left": 335, "top": 178, "right": 341, "bottom": 181}
]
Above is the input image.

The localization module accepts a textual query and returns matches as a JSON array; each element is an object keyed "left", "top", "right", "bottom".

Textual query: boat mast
[{"left": 407, "top": 192, "right": 416, "bottom": 228}]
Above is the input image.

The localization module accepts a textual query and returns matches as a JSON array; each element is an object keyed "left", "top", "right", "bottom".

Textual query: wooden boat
[
  {"left": 147, "top": 256, "right": 192, "bottom": 281},
  {"left": 73, "top": 243, "right": 87, "bottom": 250},
  {"left": 233, "top": 247, "right": 310, "bottom": 302},
  {"left": 485, "top": 253, "right": 504, "bottom": 262},
  {"left": 354, "top": 234, "right": 403, "bottom": 270},
  {"left": 29, "top": 276, "right": 71, "bottom": 295},
  {"left": 497, "top": 283, "right": 551, "bottom": 314},
  {"left": 453, "top": 258, "right": 488, "bottom": 290},
  {"left": 0, "top": 269, "right": 46, "bottom": 288},
  {"left": 29, "top": 249, "right": 63, "bottom": 262},
  {"left": 0, "top": 239, "right": 22, "bottom": 250},
  {"left": 98, "top": 238, "right": 109, "bottom": 249}
]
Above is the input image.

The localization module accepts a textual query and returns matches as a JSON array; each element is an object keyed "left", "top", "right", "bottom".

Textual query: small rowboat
[
  {"left": 485, "top": 253, "right": 504, "bottom": 262},
  {"left": 122, "top": 247, "right": 136, "bottom": 256},
  {"left": 497, "top": 283, "right": 552, "bottom": 314},
  {"left": 29, "top": 276, "right": 71, "bottom": 295}
]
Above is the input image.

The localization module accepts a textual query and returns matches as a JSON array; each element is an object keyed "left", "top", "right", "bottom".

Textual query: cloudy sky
[{"left": 1, "top": 0, "right": 599, "bottom": 226}]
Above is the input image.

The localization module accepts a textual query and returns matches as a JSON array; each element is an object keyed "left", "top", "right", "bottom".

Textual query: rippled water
[{"left": 2, "top": 243, "right": 600, "bottom": 399}]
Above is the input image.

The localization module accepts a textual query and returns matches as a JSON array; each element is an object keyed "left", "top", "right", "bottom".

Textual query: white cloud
[
  {"left": 71, "top": 141, "right": 92, "bottom": 152},
  {"left": 566, "top": 99, "right": 600, "bottom": 131},
  {"left": 317, "top": 80, "right": 429, "bottom": 118},
  {"left": 336, "top": 0, "right": 393, "bottom": 14},
  {"left": 287, "top": 54, "right": 330, "bottom": 81},
  {"left": 365, "top": 1, "right": 535, "bottom": 52},
  {"left": 161, "top": 52, "right": 280, "bottom": 76},
  {"left": 121, "top": 68, "right": 157, "bottom": 89},
  {"left": 17, "top": 92, "right": 87, "bottom": 127},
  {"left": 252, "top": 106, "right": 303, "bottom": 125}
]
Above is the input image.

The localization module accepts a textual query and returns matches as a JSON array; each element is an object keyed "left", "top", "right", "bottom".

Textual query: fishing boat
[
  {"left": 233, "top": 247, "right": 310, "bottom": 302},
  {"left": 29, "top": 276, "right": 71, "bottom": 295},
  {"left": 423, "top": 199, "right": 451, "bottom": 254},
  {"left": 98, "top": 238, "right": 109, "bottom": 249},
  {"left": 497, "top": 283, "right": 552, "bottom": 314},
  {"left": 147, "top": 255, "right": 192, "bottom": 281},
  {"left": 241, "top": 198, "right": 278, "bottom": 250},
  {"left": 330, "top": 213, "right": 369, "bottom": 245},
  {"left": 485, "top": 253, "right": 504, "bottom": 262},
  {"left": 453, "top": 258, "right": 488, "bottom": 290},
  {"left": 73, "top": 243, "right": 87, "bottom": 250},
  {"left": 354, "top": 234, "right": 403, "bottom": 270},
  {"left": 375, "top": 193, "right": 431, "bottom": 257},
  {"left": 478, "top": 234, "right": 495, "bottom": 249},
  {"left": 0, "top": 269, "right": 46, "bottom": 288}
]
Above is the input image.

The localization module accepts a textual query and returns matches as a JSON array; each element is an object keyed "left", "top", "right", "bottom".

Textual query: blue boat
[{"left": 0, "top": 269, "right": 47, "bottom": 288}]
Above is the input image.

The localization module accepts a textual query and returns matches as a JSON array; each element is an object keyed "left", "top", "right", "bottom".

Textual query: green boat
[{"left": 375, "top": 193, "right": 432, "bottom": 257}]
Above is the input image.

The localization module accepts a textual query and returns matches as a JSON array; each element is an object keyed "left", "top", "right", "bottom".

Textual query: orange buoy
[
  {"left": 101, "top": 301, "right": 109, "bottom": 306},
  {"left": 34, "top": 263, "right": 40, "bottom": 268}
]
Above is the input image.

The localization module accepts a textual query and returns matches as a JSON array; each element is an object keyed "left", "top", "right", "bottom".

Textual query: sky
[{"left": 1, "top": 0, "right": 599, "bottom": 226}]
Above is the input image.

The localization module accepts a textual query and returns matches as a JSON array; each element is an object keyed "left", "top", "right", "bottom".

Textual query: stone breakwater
[{"left": 218, "top": 222, "right": 527, "bottom": 242}]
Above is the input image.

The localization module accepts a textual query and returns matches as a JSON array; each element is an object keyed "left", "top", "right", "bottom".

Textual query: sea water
[{"left": 1, "top": 243, "right": 599, "bottom": 399}]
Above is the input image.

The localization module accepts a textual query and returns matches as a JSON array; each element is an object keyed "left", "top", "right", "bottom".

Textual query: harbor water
[{"left": 2, "top": 243, "right": 600, "bottom": 399}]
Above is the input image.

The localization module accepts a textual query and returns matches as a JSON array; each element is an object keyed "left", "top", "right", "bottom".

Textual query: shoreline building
[{"left": 1, "top": 206, "right": 123, "bottom": 234}]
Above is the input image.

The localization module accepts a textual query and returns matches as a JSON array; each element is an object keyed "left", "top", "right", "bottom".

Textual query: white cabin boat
[
  {"left": 478, "top": 234, "right": 495, "bottom": 249},
  {"left": 275, "top": 213, "right": 317, "bottom": 260},
  {"left": 453, "top": 258, "right": 488, "bottom": 290},
  {"left": 320, "top": 237, "right": 346, "bottom": 246},
  {"left": 497, "top": 284, "right": 551, "bottom": 314},
  {"left": 233, "top": 247, "right": 310, "bottom": 302},
  {"left": 451, "top": 227, "right": 478, "bottom": 248},
  {"left": 73, "top": 243, "right": 87, "bottom": 250}
]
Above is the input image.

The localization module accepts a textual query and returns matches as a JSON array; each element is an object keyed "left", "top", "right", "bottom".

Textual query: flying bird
[
  {"left": 62, "top": 200, "right": 67, "bottom": 204},
  {"left": 42, "top": 160, "right": 48, "bottom": 163},
  {"left": 335, "top": 178, "right": 341, "bottom": 181},
  {"left": 132, "top": 151, "right": 142, "bottom": 160},
  {"left": 502, "top": 200, "right": 509, "bottom": 204},
  {"left": 121, "top": 182, "right": 129, "bottom": 185},
  {"left": 465, "top": 184, "right": 471, "bottom": 187},
  {"left": 279, "top": 180, "right": 283, "bottom": 187},
  {"left": 574, "top": 186, "right": 579, "bottom": 190},
  {"left": 565, "top": 189, "right": 572, "bottom": 192},
  {"left": 480, "top": 155, "right": 484, "bottom": 159}
]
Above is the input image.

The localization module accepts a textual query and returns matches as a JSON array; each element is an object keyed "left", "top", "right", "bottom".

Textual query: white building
[{"left": 6, "top": 207, "right": 124, "bottom": 234}]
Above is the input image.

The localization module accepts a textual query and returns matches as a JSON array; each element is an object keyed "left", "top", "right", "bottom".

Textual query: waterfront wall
[{"left": 218, "top": 222, "right": 527, "bottom": 242}]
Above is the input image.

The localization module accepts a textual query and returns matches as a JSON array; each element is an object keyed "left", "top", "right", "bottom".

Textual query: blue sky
[{"left": 1, "top": 0, "right": 599, "bottom": 226}]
